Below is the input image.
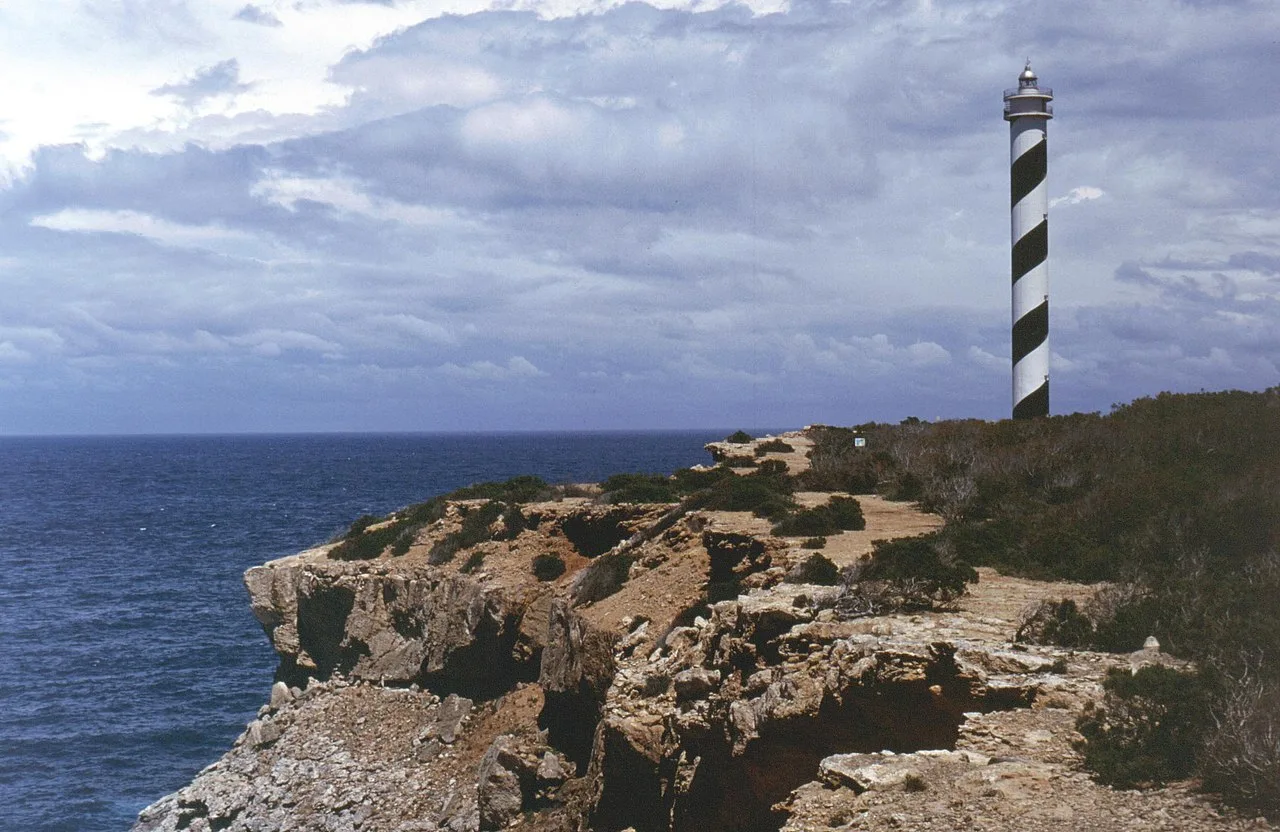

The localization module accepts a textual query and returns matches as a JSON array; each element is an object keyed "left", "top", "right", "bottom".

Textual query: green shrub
[
  {"left": 771, "top": 496, "right": 865, "bottom": 537},
  {"left": 801, "top": 427, "right": 884, "bottom": 493},
  {"left": 1199, "top": 673, "right": 1280, "bottom": 813},
  {"left": 755, "top": 438, "right": 794, "bottom": 455},
  {"left": 801, "top": 537, "right": 827, "bottom": 549},
  {"left": 389, "top": 524, "right": 422, "bottom": 557},
  {"left": 1015, "top": 599, "right": 1095, "bottom": 648},
  {"left": 344, "top": 514, "right": 380, "bottom": 539},
  {"left": 1077, "top": 666, "right": 1211, "bottom": 788},
  {"left": 726, "top": 430, "right": 754, "bottom": 444},
  {"left": 532, "top": 553, "right": 567, "bottom": 582},
  {"left": 702, "top": 473, "right": 796, "bottom": 519},
  {"left": 450, "top": 475, "right": 551, "bottom": 504},
  {"left": 497, "top": 504, "right": 528, "bottom": 539},
  {"left": 671, "top": 466, "right": 734, "bottom": 493},
  {"left": 753, "top": 459, "right": 791, "bottom": 480},
  {"left": 330, "top": 521, "right": 403, "bottom": 561},
  {"left": 722, "top": 455, "right": 758, "bottom": 469},
  {"left": 394, "top": 496, "right": 449, "bottom": 529},
  {"left": 602, "top": 473, "right": 678, "bottom": 504},
  {"left": 862, "top": 534, "right": 976, "bottom": 594},
  {"left": 836, "top": 534, "right": 977, "bottom": 617},
  {"left": 787, "top": 553, "right": 841, "bottom": 585},
  {"left": 429, "top": 500, "right": 505, "bottom": 565}
]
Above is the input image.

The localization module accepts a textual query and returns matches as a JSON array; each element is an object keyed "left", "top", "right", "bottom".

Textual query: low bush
[
  {"left": 429, "top": 500, "right": 505, "bottom": 565},
  {"left": 1015, "top": 599, "right": 1095, "bottom": 648},
  {"left": 450, "top": 475, "right": 551, "bottom": 504},
  {"left": 1200, "top": 672, "right": 1280, "bottom": 814},
  {"left": 671, "top": 466, "right": 734, "bottom": 493},
  {"left": 1077, "top": 665, "right": 1211, "bottom": 788},
  {"left": 801, "top": 427, "right": 885, "bottom": 493},
  {"left": 389, "top": 524, "right": 422, "bottom": 557},
  {"left": 602, "top": 473, "right": 678, "bottom": 504},
  {"left": 722, "top": 456, "right": 758, "bottom": 469},
  {"left": 725, "top": 430, "right": 754, "bottom": 444},
  {"left": 771, "top": 496, "right": 865, "bottom": 537},
  {"left": 344, "top": 514, "right": 380, "bottom": 539},
  {"left": 330, "top": 521, "right": 403, "bottom": 561},
  {"left": 836, "top": 534, "right": 977, "bottom": 618},
  {"left": 532, "top": 553, "right": 567, "bottom": 582},
  {"left": 497, "top": 504, "right": 528, "bottom": 539},
  {"left": 754, "top": 438, "right": 794, "bottom": 455},
  {"left": 801, "top": 536, "right": 827, "bottom": 549},
  {"left": 397, "top": 496, "right": 449, "bottom": 526},
  {"left": 701, "top": 472, "right": 796, "bottom": 519},
  {"left": 786, "top": 553, "right": 841, "bottom": 585}
]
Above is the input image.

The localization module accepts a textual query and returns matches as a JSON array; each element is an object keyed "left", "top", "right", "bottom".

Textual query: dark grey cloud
[
  {"left": 4, "top": 143, "right": 276, "bottom": 227},
  {"left": 233, "top": 4, "right": 283, "bottom": 26},
  {"left": 152, "top": 58, "right": 253, "bottom": 106}
]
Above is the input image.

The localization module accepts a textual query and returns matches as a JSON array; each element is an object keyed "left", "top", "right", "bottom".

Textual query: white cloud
[
  {"left": 251, "top": 171, "right": 478, "bottom": 231},
  {"left": 1050, "top": 186, "right": 1105, "bottom": 208},
  {"left": 364, "top": 314, "right": 458, "bottom": 346},
  {"left": 0, "top": 342, "right": 32, "bottom": 363},
  {"left": 437, "top": 356, "right": 546, "bottom": 381},
  {"left": 28, "top": 209, "right": 270, "bottom": 257},
  {"left": 227, "top": 329, "right": 343, "bottom": 357},
  {"left": 966, "top": 345, "right": 1005, "bottom": 373}
]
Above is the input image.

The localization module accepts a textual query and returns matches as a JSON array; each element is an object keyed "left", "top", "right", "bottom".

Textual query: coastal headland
[{"left": 135, "top": 392, "right": 1280, "bottom": 832}]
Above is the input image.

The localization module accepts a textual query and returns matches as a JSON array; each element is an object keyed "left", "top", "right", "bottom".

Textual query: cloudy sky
[{"left": 0, "top": 0, "right": 1276, "bottom": 434}]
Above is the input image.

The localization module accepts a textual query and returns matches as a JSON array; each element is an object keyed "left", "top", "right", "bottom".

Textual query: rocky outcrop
[
  {"left": 137, "top": 485, "right": 1272, "bottom": 832},
  {"left": 245, "top": 551, "right": 539, "bottom": 694},
  {"left": 134, "top": 679, "right": 483, "bottom": 832}
]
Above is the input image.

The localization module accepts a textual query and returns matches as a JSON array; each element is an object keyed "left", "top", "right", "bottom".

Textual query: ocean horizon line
[{"left": 0, "top": 426, "right": 797, "bottom": 441}]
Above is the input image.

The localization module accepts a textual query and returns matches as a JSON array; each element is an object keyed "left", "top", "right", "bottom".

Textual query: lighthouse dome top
[{"left": 1004, "top": 60, "right": 1052, "bottom": 117}]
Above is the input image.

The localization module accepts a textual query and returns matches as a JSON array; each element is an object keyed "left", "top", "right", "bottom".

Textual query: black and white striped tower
[{"left": 1004, "top": 61, "right": 1053, "bottom": 419}]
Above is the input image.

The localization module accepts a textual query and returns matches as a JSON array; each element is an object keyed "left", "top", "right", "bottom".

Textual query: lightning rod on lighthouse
[{"left": 1004, "top": 61, "right": 1053, "bottom": 419}]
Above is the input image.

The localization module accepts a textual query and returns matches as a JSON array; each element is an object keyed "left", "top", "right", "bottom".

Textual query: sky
[{"left": 0, "top": 0, "right": 1277, "bottom": 434}]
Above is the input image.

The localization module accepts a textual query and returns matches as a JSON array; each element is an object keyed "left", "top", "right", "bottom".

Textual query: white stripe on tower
[{"left": 1004, "top": 61, "right": 1053, "bottom": 419}]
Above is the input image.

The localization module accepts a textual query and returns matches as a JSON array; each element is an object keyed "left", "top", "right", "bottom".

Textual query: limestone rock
[
  {"left": 434, "top": 694, "right": 473, "bottom": 744},
  {"left": 476, "top": 737, "right": 524, "bottom": 831},
  {"left": 269, "top": 681, "right": 292, "bottom": 710},
  {"left": 672, "top": 667, "right": 720, "bottom": 701}
]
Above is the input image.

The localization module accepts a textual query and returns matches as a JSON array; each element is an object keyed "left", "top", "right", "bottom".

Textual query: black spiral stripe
[
  {"left": 1011, "top": 219, "right": 1048, "bottom": 284},
  {"left": 1012, "top": 380, "right": 1049, "bottom": 420},
  {"left": 1010, "top": 139, "right": 1046, "bottom": 209},
  {"left": 1011, "top": 299, "right": 1048, "bottom": 365},
  {"left": 1011, "top": 134, "right": 1048, "bottom": 419}
]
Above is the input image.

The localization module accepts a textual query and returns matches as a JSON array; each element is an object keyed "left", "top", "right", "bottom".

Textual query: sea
[{"left": 0, "top": 431, "right": 744, "bottom": 832}]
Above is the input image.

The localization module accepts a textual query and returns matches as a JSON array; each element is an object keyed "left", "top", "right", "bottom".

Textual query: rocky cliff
[{"left": 134, "top": 432, "right": 1271, "bottom": 832}]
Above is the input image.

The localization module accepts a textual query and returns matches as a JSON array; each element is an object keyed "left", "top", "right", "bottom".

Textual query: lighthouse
[{"left": 1004, "top": 61, "right": 1053, "bottom": 419}]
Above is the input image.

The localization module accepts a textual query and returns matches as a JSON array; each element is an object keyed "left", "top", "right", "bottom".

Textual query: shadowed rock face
[
  {"left": 246, "top": 558, "right": 538, "bottom": 695},
  {"left": 584, "top": 584, "right": 1030, "bottom": 832},
  {"left": 556, "top": 510, "right": 634, "bottom": 558}
]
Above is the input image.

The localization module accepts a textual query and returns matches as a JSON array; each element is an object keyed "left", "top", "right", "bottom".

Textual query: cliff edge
[{"left": 134, "top": 431, "right": 1272, "bottom": 832}]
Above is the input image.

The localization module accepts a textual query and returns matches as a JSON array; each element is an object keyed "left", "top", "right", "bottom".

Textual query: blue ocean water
[{"left": 0, "top": 431, "right": 740, "bottom": 832}]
